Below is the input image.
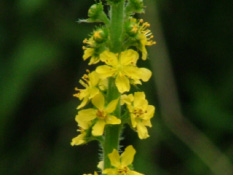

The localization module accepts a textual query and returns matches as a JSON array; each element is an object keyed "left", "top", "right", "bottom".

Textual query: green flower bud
[
  {"left": 125, "top": 20, "right": 138, "bottom": 37},
  {"left": 93, "top": 28, "right": 108, "bottom": 43},
  {"left": 88, "top": 3, "right": 103, "bottom": 19},
  {"left": 126, "top": 0, "right": 144, "bottom": 14},
  {"left": 87, "top": 3, "right": 109, "bottom": 24}
]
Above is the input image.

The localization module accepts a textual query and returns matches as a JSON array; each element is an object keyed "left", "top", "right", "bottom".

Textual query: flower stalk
[
  {"left": 103, "top": 78, "right": 122, "bottom": 169},
  {"left": 109, "top": 0, "right": 125, "bottom": 52},
  {"left": 71, "top": 0, "right": 156, "bottom": 174}
]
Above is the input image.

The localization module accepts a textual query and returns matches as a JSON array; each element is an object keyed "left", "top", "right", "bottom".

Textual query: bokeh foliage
[{"left": 0, "top": 0, "right": 232, "bottom": 175}]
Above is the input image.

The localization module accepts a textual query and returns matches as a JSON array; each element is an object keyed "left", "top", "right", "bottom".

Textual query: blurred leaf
[
  {"left": 0, "top": 36, "right": 59, "bottom": 144},
  {"left": 17, "top": 0, "right": 47, "bottom": 15}
]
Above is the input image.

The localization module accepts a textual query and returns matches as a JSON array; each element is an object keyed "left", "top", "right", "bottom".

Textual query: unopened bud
[
  {"left": 125, "top": 21, "right": 138, "bottom": 37},
  {"left": 126, "top": 0, "right": 144, "bottom": 14},
  {"left": 87, "top": 3, "right": 109, "bottom": 24},
  {"left": 93, "top": 28, "right": 108, "bottom": 43}
]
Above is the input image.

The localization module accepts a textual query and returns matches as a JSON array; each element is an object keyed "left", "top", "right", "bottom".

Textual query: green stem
[
  {"left": 103, "top": 0, "right": 125, "bottom": 170},
  {"left": 109, "top": 0, "right": 125, "bottom": 52},
  {"left": 103, "top": 78, "right": 122, "bottom": 169}
]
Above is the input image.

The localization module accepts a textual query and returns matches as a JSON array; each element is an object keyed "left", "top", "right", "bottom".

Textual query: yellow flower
[
  {"left": 82, "top": 36, "right": 101, "bottom": 65},
  {"left": 71, "top": 116, "right": 92, "bottom": 146},
  {"left": 103, "top": 145, "right": 144, "bottom": 175},
  {"left": 73, "top": 71, "right": 100, "bottom": 109},
  {"left": 71, "top": 127, "right": 87, "bottom": 146},
  {"left": 76, "top": 93, "right": 121, "bottom": 136},
  {"left": 127, "top": 18, "right": 156, "bottom": 60},
  {"left": 122, "top": 92, "right": 155, "bottom": 139},
  {"left": 137, "top": 19, "right": 156, "bottom": 60},
  {"left": 96, "top": 49, "right": 152, "bottom": 93}
]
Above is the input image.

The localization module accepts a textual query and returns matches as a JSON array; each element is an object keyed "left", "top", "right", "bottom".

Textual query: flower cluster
[{"left": 71, "top": 0, "right": 156, "bottom": 174}]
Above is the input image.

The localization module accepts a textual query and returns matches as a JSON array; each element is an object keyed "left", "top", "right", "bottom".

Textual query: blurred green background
[{"left": 0, "top": 0, "right": 232, "bottom": 175}]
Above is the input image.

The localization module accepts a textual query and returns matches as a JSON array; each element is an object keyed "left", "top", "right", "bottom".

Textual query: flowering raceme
[{"left": 71, "top": 0, "right": 156, "bottom": 174}]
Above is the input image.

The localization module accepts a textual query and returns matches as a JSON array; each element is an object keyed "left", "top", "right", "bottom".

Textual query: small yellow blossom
[
  {"left": 137, "top": 19, "right": 156, "bottom": 60},
  {"left": 96, "top": 49, "right": 152, "bottom": 93},
  {"left": 73, "top": 71, "right": 100, "bottom": 109},
  {"left": 127, "top": 18, "right": 156, "bottom": 60},
  {"left": 71, "top": 127, "right": 87, "bottom": 146},
  {"left": 103, "top": 145, "right": 144, "bottom": 175},
  {"left": 122, "top": 92, "right": 155, "bottom": 139},
  {"left": 82, "top": 37, "right": 100, "bottom": 65},
  {"left": 76, "top": 93, "right": 121, "bottom": 136},
  {"left": 71, "top": 117, "right": 92, "bottom": 146}
]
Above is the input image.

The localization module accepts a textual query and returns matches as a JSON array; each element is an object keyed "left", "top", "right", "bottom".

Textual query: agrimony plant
[{"left": 71, "top": 0, "right": 156, "bottom": 174}]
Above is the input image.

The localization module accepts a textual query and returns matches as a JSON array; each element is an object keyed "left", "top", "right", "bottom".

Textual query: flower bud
[
  {"left": 126, "top": 0, "right": 144, "bottom": 14},
  {"left": 88, "top": 3, "right": 103, "bottom": 19},
  {"left": 125, "top": 20, "right": 138, "bottom": 37},
  {"left": 87, "top": 3, "right": 109, "bottom": 24},
  {"left": 93, "top": 28, "right": 108, "bottom": 43}
]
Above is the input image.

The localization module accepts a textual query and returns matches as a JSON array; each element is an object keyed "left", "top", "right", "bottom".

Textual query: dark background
[{"left": 0, "top": 0, "right": 232, "bottom": 175}]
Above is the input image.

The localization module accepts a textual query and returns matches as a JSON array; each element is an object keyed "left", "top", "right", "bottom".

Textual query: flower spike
[{"left": 71, "top": 0, "right": 156, "bottom": 174}]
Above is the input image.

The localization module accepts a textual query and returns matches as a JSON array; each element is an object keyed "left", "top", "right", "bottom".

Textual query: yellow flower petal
[
  {"left": 105, "top": 98, "right": 119, "bottom": 113},
  {"left": 89, "top": 71, "right": 100, "bottom": 86},
  {"left": 71, "top": 132, "right": 86, "bottom": 146},
  {"left": 141, "top": 46, "right": 147, "bottom": 60},
  {"left": 76, "top": 109, "right": 97, "bottom": 122},
  {"left": 143, "top": 120, "right": 152, "bottom": 127},
  {"left": 100, "top": 50, "right": 118, "bottom": 66},
  {"left": 121, "top": 94, "right": 134, "bottom": 105},
  {"left": 137, "top": 123, "right": 149, "bottom": 139},
  {"left": 120, "top": 49, "right": 139, "bottom": 66},
  {"left": 76, "top": 109, "right": 96, "bottom": 129},
  {"left": 108, "top": 149, "right": 121, "bottom": 167},
  {"left": 115, "top": 75, "right": 130, "bottom": 93},
  {"left": 130, "top": 114, "right": 137, "bottom": 128},
  {"left": 89, "top": 56, "right": 99, "bottom": 65},
  {"left": 88, "top": 87, "right": 99, "bottom": 99},
  {"left": 83, "top": 48, "right": 94, "bottom": 60},
  {"left": 123, "top": 66, "right": 141, "bottom": 80},
  {"left": 96, "top": 65, "right": 116, "bottom": 78},
  {"left": 77, "top": 97, "right": 89, "bottom": 109},
  {"left": 145, "top": 105, "right": 155, "bottom": 119},
  {"left": 129, "top": 171, "right": 144, "bottom": 175},
  {"left": 92, "top": 93, "right": 105, "bottom": 110},
  {"left": 102, "top": 168, "right": 118, "bottom": 175},
  {"left": 97, "top": 161, "right": 104, "bottom": 170},
  {"left": 92, "top": 120, "right": 106, "bottom": 136},
  {"left": 133, "top": 92, "right": 146, "bottom": 107},
  {"left": 121, "top": 145, "right": 136, "bottom": 167},
  {"left": 139, "top": 68, "right": 152, "bottom": 82},
  {"left": 106, "top": 115, "right": 121, "bottom": 125}
]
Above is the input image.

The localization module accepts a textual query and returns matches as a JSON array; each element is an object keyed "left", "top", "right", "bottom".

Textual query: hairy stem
[{"left": 103, "top": 0, "right": 125, "bottom": 170}]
